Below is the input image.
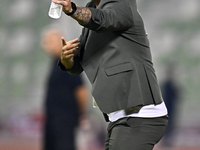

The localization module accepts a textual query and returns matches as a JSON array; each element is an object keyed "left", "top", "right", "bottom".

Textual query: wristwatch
[{"left": 65, "top": 2, "right": 77, "bottom": 16}]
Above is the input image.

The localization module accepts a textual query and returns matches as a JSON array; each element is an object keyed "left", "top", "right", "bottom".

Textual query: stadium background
[{"left": 0, "top": 0, "right": 200, "bottom": 149}]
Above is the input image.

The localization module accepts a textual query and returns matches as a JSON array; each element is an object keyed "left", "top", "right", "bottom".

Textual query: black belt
[{"left": 103, "top": 105, "right": 143, "bottom": 122}]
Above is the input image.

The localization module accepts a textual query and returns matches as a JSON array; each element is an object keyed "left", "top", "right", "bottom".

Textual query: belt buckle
[{"left": 124, "top": 105, "right": 143, "bottom": 115}]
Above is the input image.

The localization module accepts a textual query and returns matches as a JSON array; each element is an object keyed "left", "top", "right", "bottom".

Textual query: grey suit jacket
[{"left": 59, "top": 0, "right": 163, "bottom": 114}]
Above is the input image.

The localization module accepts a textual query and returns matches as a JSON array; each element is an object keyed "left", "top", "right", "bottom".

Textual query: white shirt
[{"left": 108, "top": 102, "right": 168, "bottom": 122}]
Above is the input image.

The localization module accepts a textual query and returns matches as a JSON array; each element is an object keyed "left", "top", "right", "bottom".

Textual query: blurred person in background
[
  {"left": 41, "top": 28, "right": 88, "bottom": 150},
  {"left": 161, "top": 65, "right": 180, "bottom": 147}
]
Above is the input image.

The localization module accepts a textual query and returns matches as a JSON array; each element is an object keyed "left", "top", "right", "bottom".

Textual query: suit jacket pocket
[
  {"left": 105, "top": 62, "right": 133, "bottom": 76},
  {"left": 92, "top": 62, "right": 134, "bottom": 113}
]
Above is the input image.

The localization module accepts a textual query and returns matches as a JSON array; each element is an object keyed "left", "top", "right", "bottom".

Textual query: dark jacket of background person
[{"left": 44, "top": 59, "right": 83, "bottom": 150}]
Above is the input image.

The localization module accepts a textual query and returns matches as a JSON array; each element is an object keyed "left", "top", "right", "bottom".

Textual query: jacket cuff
[
  {"left": 57, "top": 59, "right": 72, "bottom": 71},
  {"left": 57, "top": 57, "right": 83, "bottom": 75},
  {"left": 84, "top": 7, "right": 101, "bottom": 30}
]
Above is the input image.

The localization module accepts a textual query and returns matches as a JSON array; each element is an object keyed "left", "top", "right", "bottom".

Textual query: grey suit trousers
[{"left": 105, "top": 116, "right": 168, "bottom": 150}]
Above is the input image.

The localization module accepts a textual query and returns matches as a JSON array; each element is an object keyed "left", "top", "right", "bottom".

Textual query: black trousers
[{"left": 105, "top": 116, "right": 168, "bottom": 150}]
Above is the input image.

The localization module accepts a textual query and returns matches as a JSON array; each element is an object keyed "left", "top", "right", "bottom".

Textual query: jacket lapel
[{"left": 79, "top": 28, "right": 89, "bottom": 62}]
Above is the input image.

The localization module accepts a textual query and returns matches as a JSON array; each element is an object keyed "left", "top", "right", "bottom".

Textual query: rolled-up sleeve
[{"left": 84, "top": 0, "right": 133, "bottom": 32}]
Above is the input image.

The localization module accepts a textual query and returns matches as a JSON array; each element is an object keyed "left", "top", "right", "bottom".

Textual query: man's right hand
[
  {"left": 52, "top": 0, "right": 73, "bottom": 14},
  {"left": 61, "top": 37, "right": 79, "bottom": 69}
]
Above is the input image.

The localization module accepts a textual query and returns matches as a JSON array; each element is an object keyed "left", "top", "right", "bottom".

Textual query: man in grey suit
[{"left": 53, "top": 0, "right": 168, "bottom": 149}]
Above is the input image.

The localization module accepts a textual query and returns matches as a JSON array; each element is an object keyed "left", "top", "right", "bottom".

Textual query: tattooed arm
[
  {"left": 52, "top": 0, "right": 132, "bottom": 32},
  {"left": 52, "top": 0, "right": 92, "bottom": 26},
  {"left": 71, "top": 6, "right": 92, "bottom": 26}
]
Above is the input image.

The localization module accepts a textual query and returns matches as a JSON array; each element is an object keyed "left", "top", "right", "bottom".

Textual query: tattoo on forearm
[{"left": 72, "top": 6, "right": 92, "bottom": 26}]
